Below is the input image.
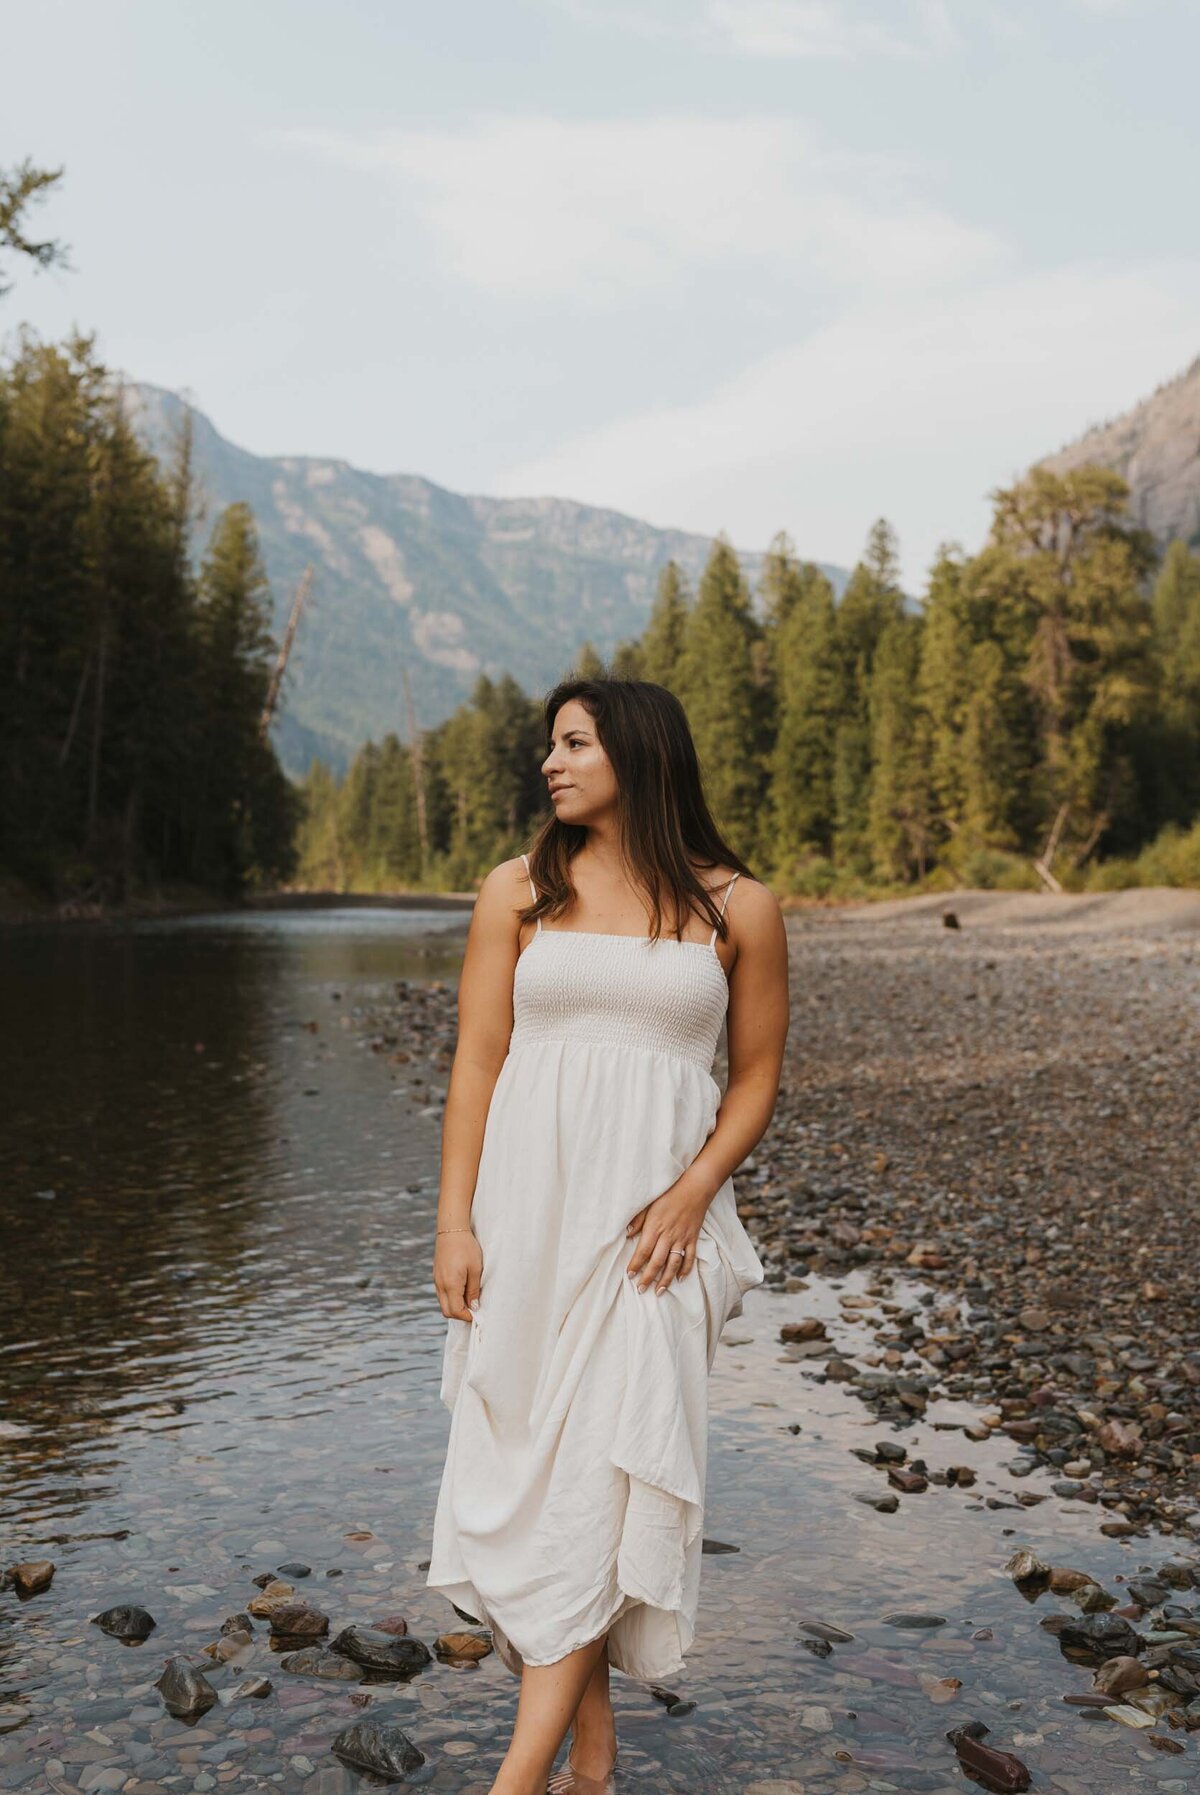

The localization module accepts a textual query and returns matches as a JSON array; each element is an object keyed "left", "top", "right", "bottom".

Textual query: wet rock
[
  {"left": 1147, "top": 1733, "right": 1186, "bottom": 1753},
  {"left": 799, "top": 1618, "right": 855, "bottom": 1643},
  {"left": 266, "top": 1601, "right": 329, "bottom": 1638},
  {"left": 701, "top": 1537, "right": 740, "bottom": 1553},
  {"left": 221, "top": 1610, "right": 257, "bottom": 1635},
  {"left": 1092, "top": 1656, "right": 1151, "bottom": 1697},
  {"left": 881, "top": 1613, "right": 947, "bottom": 1629},
  {"left": 248, "top": 1581, "right": 295, "bottom": 1616},
  {"left": 279, "top": 1646, "right": 362, "bottom": 1682},
  {"left": 946, "top": 1464, "right": 977, "bottom": 1486},
  {"left": 1047, "top": 1567, "right": 1097, "bottom": 1595},
  {"left": 228, "top": 1676, "right": 272, "bottom": 1700},
  {"left": 1005, "top": 1549, "right": 1051, "bottom": 1589},
  {"left": 1058, "top": 1580, "right": 1113, "bottom": 1614},
  {"left": 375, "top": 1613, "right": 410, "bottom": 1635},
  {"left": 1103, "top": 1701, "right": 1155, "bottom": 1727},
  {"left": 874, "top": 1441, "right": 908, "bottom": 1464},
  {"left": 887, "top": 1467, "right": 928, "bottom": 1493},
  {"left": 854, "top": 1491, "right": 899, "bottom": 1513},
  {"left": 1057, "top": 1612, "right": 1143, "bottom": 1661},
  {"left": 91, "top": 1604, "right": 156, "bottom": 1642},
  {"left": 277, "top": 1561, "right": 311, "bottom": 1577},
  {"left": 947, "top": 1726, "right": 1031, "bottom": 1792},
  {"left": 330, "top": 1719, "right": 425, "bottom": 1781},
  {"left": 6, "top": 1559, "right": 55, "bottom": 1596},
  {"left": 328, "top": 1624, "right": 433, "bottom": 1676},
  {"left": 204, "top": 1627, "right": 253, "bottom": 1662},
  {"left": 667, "top": 1698, "right": 696, "bottom": 1716},
  {"left": 433, "top": 1631, "right": 492, "bottom": 1660},
  {"left": 154, "top": 1657, "right": 218, "bottom": 1721}
]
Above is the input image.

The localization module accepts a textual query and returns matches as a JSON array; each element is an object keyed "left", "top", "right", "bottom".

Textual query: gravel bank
[{"left": 738, "top": 888, "right": 1200, "bottom": 1537}]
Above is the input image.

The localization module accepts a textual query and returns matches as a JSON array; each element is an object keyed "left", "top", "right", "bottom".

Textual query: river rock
[
  {"left": 91, "top": 1604, "right": 156, "bottom": 1642},
  {"left": 279, "top": 1646, "right": 362, "bottom": 1682},
  {"left": 328, "top": 1625, "right": 433, "bottom": 1675},
  {"left": 330, "top": 1719, "right": 425, "bottom": 1781},
  {"left": 1092, "top": 1656, "right": 1151, "bottom": 1697},
  {"left": 203, "top": 1628, "right": 253, "bottom": 1662},
  {"left": 7, "top": 1560, "right": 55, "bottom": 1597},
  {"left": 154, "top": 1657, "right": 218, "bottom": 1721},
  {"left": 434, "top": 1631, "right": 492, "bottom": 1660},
  {"left": 229, "top": 1676, "right": 272, "bottom": 1700},
  {"left": 1005, "top": 1549, "right": 1050, "bottom": 1588},
  {"left": 267, "top": 1602, "right": 329, "bottom": 1638},
  {"left": 1057, "top": 1612, "right": 1143, "bottom": 1661},
  {"left": 1047, "top": 1568, "right": 1097, "bottom": 1595},
  {"left": 1066, "top": 1582, "right": 1116, "bottom": 1614}
]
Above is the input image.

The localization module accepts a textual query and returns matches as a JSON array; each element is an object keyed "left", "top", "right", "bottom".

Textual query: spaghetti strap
[
  {"left": 709, "top": 872, "right": 740, "bottom": 947},
  {"left": 521, "top": 852, "right": 542, "bottom": 931}
]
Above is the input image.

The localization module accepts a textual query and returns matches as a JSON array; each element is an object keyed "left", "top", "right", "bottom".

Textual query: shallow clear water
[{"left": 0, "top": 910, "right": 1192, "bottom": 1794}]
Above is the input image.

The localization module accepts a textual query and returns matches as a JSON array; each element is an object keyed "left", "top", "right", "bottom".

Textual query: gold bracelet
[{"left": 436, "top": 1225, "right": 474, "bottom": 1234}]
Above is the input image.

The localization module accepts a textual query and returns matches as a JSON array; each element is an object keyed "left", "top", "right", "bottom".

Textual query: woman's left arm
[{"left": 625, "top": 878, "right": 791, "bottom": 1291}]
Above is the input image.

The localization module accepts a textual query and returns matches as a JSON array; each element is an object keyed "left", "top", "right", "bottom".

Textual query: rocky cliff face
[
  {"left": 125, "top": 384, "right": 844, "bottom": 776},
  {"left": 1038, "top": 355, "right": 1200, "bottom": 547}
]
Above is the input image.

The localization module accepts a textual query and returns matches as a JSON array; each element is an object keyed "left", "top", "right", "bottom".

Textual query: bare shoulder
[
  {"left": 470, "top": 855, "right": 535, "bottom": 935},
  {"left": 726, "top": 873, "right": 785, "bottom": 947}
]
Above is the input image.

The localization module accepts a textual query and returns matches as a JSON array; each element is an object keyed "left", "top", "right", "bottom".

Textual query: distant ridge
[
  {"left": 1037, "top": 355, "right": 1200, "bottom": 548},
  {"left": 125, "top": 384, "right": 847, "bottom": 777}
]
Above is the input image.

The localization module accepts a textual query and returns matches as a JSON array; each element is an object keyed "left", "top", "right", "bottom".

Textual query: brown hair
[{"left": 521, "top": 676, "right": 754, "bottom": 944}]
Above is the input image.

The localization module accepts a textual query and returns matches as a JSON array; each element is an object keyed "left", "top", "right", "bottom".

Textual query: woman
[{"left": 426, "top": 676, "right": 789, "bottom": 1795}]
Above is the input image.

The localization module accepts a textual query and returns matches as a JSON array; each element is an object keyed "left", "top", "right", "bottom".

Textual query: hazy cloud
[{"left": 289, "top": 114, "right": 1000, "bottom": 307}]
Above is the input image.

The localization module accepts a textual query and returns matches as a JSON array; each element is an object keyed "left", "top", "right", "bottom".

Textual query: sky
[{"left": 6, "top": 0, "right": 1200, "bottom": 588}]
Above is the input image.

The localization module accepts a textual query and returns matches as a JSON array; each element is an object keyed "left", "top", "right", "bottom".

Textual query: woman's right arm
[{"left": 431, "top": 857, "right": 528, "bottom": 1321}]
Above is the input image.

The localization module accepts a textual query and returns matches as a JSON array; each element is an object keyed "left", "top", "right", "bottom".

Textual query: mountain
[
  {"left": 1038, "top": 355, "right": 1200, "bottom": 547},
  {"left": 124, "top": 384, "right": 847, "bottom": 778}
]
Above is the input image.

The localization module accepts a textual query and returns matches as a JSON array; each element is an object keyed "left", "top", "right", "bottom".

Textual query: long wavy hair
[{"left": 520, "top": 676, "right": 755, "bottom": 944}]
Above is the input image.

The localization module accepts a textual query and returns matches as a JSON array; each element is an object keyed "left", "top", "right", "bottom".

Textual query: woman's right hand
[{"left": 433, "top": 1230, "right": 484, "bottom": 1321}]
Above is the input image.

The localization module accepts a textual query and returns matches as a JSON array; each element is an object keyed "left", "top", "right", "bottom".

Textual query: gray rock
[
  {"left": 154, "top": 1656, "right": 218, "bottom": 1720},
  {"left": 330, "top": 1720, "right": 426, "bottom": 1781},
  {"left": 91, "top": 1604, "right": 156, "bottom": 1643},
  {"left": 327, "top": 1625, "right": 433, "bottom": 1676}
]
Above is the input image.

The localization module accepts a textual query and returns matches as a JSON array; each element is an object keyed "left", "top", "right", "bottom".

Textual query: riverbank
[
  {"left": 355, "top": 886, "right": 1200, "bottom": 1538},
  {"left": 749, "top": 888, "right": 1200, "bottom": 1541},
  {"left": 0, "top": 881, "right": 477, "bottom": 928}
]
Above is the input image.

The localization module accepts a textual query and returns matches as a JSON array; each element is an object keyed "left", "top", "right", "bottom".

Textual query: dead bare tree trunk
[
  {"left": 1033, "top": 800, "right": 1069, "bottom": 894},
  {"left": 259, "top": 565, "right": 312, "bottom": 740}
]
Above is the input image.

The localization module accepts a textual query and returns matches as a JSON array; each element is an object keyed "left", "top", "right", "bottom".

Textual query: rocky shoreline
[
  {"left": 739, "top": 893, "right": 1200, "bottom": 1542},
  {"left": 367, "top": 890, "right": 1200, "bottom": 1541}
]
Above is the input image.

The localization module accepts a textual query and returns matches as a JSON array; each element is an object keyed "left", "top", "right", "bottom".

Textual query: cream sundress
[{"left": 426, "top": 855, "right": 765, "bottom": 1680}]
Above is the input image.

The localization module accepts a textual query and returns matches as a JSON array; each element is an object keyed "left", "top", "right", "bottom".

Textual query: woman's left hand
[{"left": 624, "top": 1182, "right": 709, "bottom": 1294}]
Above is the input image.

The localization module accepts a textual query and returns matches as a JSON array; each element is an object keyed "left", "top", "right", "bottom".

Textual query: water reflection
[{"left": 0, "top": 911, "right": 1193, "bottom": 1794}]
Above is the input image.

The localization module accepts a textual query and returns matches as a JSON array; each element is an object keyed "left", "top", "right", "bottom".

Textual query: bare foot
[{"left": 546, "top": 1725, "right": 618, "bottom": 1790}]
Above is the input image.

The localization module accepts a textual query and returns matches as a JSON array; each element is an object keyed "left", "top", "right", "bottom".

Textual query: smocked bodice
[{"left": 508, "top": 931, "right": 730, "bottom": 1072}]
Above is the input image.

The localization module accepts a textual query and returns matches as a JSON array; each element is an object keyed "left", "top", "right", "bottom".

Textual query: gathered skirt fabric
[{"left": 426, "top": 1022, "right": 765, "bottom": 1681}]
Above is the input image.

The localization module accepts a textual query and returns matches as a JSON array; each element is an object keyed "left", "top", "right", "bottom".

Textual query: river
[{"left": 0, "top": 909, "right": 1192, "bottom": 1794}]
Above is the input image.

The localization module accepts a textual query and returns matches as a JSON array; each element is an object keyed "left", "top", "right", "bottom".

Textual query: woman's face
[{"left": 540, "top": 699, "right": 618, "bottom": 826}]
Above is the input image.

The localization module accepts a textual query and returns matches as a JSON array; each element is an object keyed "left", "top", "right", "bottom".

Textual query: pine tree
[
  {"left": 867, "top": 614, "right": 928, "bottom": 880},
  {"left": 1151, "top": 539, "right": 1200, "bottom": 822},
  {"left": 640, "top": 561, "right": 689, "bottom": 689},
  {"left": 832, "top": 519, "right": 905, "bottom": 872},
  {"left": 764, "top": 543, "right": 840, "bottom": 867},
  {"left": 986, "top": 467, "right": 1157, "bottom": 869},
  {"left": 676, "top": 538, "right": 763, "bottom": 856}
]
